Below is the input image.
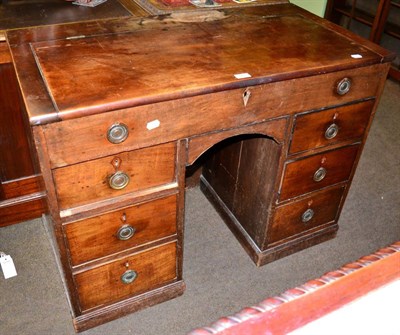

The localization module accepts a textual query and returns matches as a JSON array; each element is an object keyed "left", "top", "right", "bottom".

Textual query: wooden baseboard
[
  {"left": 1, "top": 174, "right": 43, "bottom": 199},
  {"left": 200, "top": 175, "right": 338, "bottom": 267},
  {"left": 389, "top": 67, "right": 400, "bottom": 81},
  {"left": 0, "top": 192, "right": 47, "bottom": 227},
  {"left": 0, "top": 174, "right": 46, "bottom": 227}
]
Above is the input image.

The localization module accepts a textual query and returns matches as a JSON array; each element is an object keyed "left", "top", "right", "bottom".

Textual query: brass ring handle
[
  {"left": 121, "top": 270, "right": 138, "bottom": 284},
  {"left": 301, "top": 208, "right": 314, "bottom": 223},
  {"left": 108, "top": 171, "right": 130, "bottom": 190},
  {"left": 336, "top": 78, "right": 351, "bottom": 95},
  {"left": 117, "top": 225, "right": 136, "bottom": 241},
  {"left": 325, "top": 123, "right": 339, "bottom": 140},
  {"left": 313, "top": 167, "right": 327, "bottom": 182},
  {"left": 107, "top": 123, "right": 129, "bottom": 144}
]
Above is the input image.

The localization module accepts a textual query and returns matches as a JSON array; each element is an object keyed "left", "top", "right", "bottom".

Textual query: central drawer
[
  {"left": 53, "top": 142, "right": 176, "bottom": 210},
  {"left": 74, "top": 242, "right": 177, "bottom": 311},
  {"left": 65, "top": 195, "right": 177, "bottom": 266},
  {"left": 42, "top": 65, "right": 384, "bottom": 168}
]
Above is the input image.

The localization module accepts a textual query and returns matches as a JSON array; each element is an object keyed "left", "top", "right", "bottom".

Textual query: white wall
[{"left": 290, "top": 0, "right": 328, "bottom": 17}]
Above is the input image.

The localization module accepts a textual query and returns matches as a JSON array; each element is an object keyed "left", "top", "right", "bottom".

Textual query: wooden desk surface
[
  {"left": 7, "top": 4, "right": 394, "bottom": 125},
  {"left": 31, "top": 14, "right": 381, "bottom": 114}
]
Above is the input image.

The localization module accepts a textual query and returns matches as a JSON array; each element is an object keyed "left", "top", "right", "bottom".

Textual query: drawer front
[
  {"left": 280, "top": 145, "right": 359, "bottom": 201},
  {"left": 65, "top": 195, "right": 177, "bottom": 266},
  {"left": 290, "top": 100, "right": 374, "bottom": 154},
  {"left": 43, "top": 65, "right": 385, "bottom": 168},
  {"left": 53, "top": 142, "right": 176, "bottom": 210},
  {"left": 75, "top": 242, "right": 177, "bottom": 311},
  {"left": 268, "top": 186, "right": 344, "bottom": 244}
]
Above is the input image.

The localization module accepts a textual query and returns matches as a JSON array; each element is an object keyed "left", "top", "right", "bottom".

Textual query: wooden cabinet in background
[
  {"left": 0, "top": 40, "right": 46, "bottom": 227},
  {"left": 325, "top": 0, "right": 400, "bottom": 80}
]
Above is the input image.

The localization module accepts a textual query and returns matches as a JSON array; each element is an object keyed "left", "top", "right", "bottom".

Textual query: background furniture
[
  {"left": 0, "top": 37, "right": 46, "bottom": 227},
  {"left": 325, "top": 0, "right": 400, "bottom": 80}
]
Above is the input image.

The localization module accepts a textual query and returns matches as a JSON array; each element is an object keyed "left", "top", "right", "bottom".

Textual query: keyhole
[
  {"left": 111, "top": 157, "right": 121, "bottom": 170},
  {"left": 243, "top": 89, "right": 251, "bottom": 107}
]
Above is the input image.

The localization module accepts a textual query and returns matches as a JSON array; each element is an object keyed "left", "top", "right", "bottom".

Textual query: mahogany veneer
[
  {"left": 53, "top": 142, "right": 177, "bottom": 210},
  {"left": 75, "top": 241, "right": 178, "bottom": 311},
  {"left": 279, "top": 144, "right": 359, "bottom": 201},
  {"left": 65, "top": 194, "right": 177, "bottom": 265},
  {"left": 289, "top": 100, "right": 375, "bottom": 154},
  {"left": 7, "top": 2, "right": 394, "bottom": 332}
]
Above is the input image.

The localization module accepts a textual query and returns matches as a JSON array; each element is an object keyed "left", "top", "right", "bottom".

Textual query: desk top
[{"left": 7, "top": 4, "right": 395, "bottom": 125}]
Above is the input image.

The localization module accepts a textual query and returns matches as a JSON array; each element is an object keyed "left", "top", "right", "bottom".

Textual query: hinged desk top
[{"left": 7, "top": 4, "right": 394, "bottom": 125}]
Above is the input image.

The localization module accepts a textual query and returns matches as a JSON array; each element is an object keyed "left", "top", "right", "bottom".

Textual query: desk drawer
[
  {"left": 65, "top": 195, "right": 177, "bottom": 266},
  {"left": 280, "top": 144, "right": 359, "bottom": 201},
  {"left": 43, "top": 65, "right": 384, "bottom": 168},
  {"left": 75, "top": 242, "right": 177, "bottom": 311},
  {"left": 53, "top": 142, "right": 176, "bottom": 210},
  {"left": 290, "top": 100, "right": 374, "bottom": 154},
  {"left": 268, "top": 186, "right": 344, "bottom": 244}
]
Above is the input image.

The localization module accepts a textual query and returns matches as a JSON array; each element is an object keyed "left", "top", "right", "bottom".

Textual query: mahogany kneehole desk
[{"left": 7, "top": 4, "right": 394, "bottom": 332}]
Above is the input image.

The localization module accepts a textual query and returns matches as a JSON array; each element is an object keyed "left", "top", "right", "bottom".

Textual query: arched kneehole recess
[{"left": 185, "top": 130, "right": 284, "bottom": 250}]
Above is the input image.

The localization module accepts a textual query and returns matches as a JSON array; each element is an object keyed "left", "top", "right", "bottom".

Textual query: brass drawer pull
[
  {"left": 121, "top": 269, "right": 138, "bottom": 285},
  {"left": 336, "top": 78, "right": 351, "bottom": 95},
  {"left": 313, "top": 167, "right": 327, "bottom": 182},
  {"left": 108, "top": 171, "right": 130, "bottom": 190},
  {"left": 117, "top": 225, "right": 136, "bottom": 241},
  {"left": 301, "top": 208, "right": 314, "bottom": 223},
  {"left": 107, "top": 123, "right": 129, "bottom": 144},
  {"left": 325, "top": 123, "right": 339, "bottom": 140}
]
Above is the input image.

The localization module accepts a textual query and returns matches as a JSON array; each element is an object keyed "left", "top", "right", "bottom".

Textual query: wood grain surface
[
  {"left": 65, "top": 195, "right": 177, "bottom": 265},
  {"left": 289, "top": 100, "right": 375, "bottom": 154},
  {"left": 75, "top": 241, "right": 177, "bottom": 311},
  {"left": 279, "top": 144, "right": 359, "bottom": 201},
  {"left": 42, "top": 64, "right": 384, "bottom": 168},
  {"left": 268, "top": 186, "right": 345, "bottom": 244},
  {"left": 53, "top": 142, "right": 176, "bottom": 209},
  {"left": 31, "top": 14, "right": 382, "bottom": 116}
]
